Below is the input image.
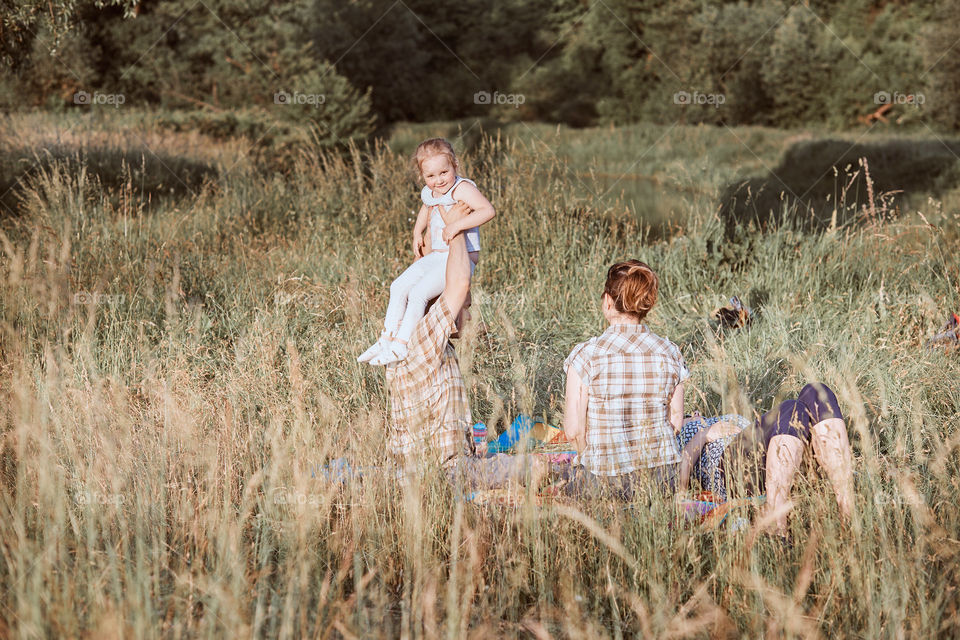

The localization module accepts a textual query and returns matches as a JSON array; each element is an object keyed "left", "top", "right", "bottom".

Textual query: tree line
[{"left": 3, "top": 0, "right": 958, "bottom": 143}]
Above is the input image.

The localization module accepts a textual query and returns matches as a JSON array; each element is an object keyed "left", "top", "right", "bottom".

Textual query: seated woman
[
  {"left": 561, "top": 260, "right": 688, "bottom": 499},
  {"left": 677, "top": 383, "right": 855, "bottom": 532}
]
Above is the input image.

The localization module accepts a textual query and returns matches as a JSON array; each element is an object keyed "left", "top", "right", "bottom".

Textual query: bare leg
[
  {"left": 809, "top": 418, "right": 854, "bottom": 519},
  {"left": 764, "top": 434, "right": 805, "bottom": 534}
]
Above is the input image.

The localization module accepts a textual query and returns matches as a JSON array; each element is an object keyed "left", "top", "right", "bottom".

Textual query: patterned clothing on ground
[
  {"left": 564, "top": 323, "right": 689, "bottom": 476},
  {"left": 386, "top": 296, "right": 473, "bottom": 470},
  {"left": 676, "top": 414, "right": 752, "bottom": 502}
]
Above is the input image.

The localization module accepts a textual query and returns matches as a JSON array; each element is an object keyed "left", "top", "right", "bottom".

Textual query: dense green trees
[
  {"left": 2, "top": 0, "right": 375, "bottom": 146},
  {"left": 923, "top": 0, "right": 960, "bottom": 131},
  {"left": 2, "top": 0, "right": 956, "bottom": 132}
]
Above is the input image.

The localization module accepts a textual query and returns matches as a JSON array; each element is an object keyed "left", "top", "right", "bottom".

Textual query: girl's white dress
[{"left": 382, "top": 176, "right": 479, "bottom": 343}]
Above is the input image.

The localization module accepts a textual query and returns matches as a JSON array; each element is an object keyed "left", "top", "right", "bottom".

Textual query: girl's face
[{"left": 420, "top": 154, "right": 457, "bottom": 194}]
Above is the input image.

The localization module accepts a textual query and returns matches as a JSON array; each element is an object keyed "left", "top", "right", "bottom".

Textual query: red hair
[
  {"left": 411, "top": 138, "right": 458, "bottom": 180},
  {"left": 604, "top": 260, "right": 659, "bottom": 320}
]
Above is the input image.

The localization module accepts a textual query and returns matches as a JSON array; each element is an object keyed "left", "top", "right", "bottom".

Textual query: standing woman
[{"left": 562, "top": 260, "right": 687, "bottom": 499}]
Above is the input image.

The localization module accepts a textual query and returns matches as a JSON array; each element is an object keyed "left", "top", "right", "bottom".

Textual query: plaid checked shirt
[
  {"left": 564, "top": 323, "right": 689, "bottom": 476},
  {"left": 386, "top": 297, "right": 473, "bottom": 469}
]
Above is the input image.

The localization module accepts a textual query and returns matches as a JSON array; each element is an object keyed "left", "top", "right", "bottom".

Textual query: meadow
[{"left": 1, "top": 111, "right": 959, "bottom": 638}]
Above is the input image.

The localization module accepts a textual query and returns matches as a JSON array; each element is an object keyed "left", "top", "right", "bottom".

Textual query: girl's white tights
[{"left": 383, "top": 251, "right": 448, "bottom": 343}]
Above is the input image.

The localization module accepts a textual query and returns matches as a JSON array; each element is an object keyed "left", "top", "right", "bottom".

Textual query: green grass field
[{"left": 1, "top": 111, "right": 959, "bottom": 638}]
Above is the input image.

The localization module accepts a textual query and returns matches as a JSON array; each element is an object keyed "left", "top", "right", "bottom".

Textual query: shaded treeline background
[{"left": 3, "top": 0, "right": 960, "bottom": 140}]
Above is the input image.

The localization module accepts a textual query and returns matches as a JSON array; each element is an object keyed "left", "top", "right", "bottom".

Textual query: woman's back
[{"left": 565, "top": 323, "right": 686, "bottom": 476}]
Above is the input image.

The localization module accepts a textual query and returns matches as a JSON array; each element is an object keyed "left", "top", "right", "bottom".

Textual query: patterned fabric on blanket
[{"left": 676, "top": 414, "right": 752, "bottom": 502}]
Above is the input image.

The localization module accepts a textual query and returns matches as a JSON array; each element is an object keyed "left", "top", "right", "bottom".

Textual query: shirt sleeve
[
  {"left": 563, "top": 341, "right": 592, "bottom": 386},
  {"left": 406, "top": 296, "right": 456, "bottom": 370},
  {"left": 665, "top": 339, "right": 690, "bottom": 384},
  {"left": 678, "top": 352, "right": 691, "bottom": 383}
]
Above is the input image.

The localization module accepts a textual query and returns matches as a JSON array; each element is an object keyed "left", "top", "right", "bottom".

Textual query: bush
[
  {"left": 761, "top": 5, "right": 845, "bottom": 127},
  {"left": 922, "top": 0, "right": 960, "bottom": 131},
  {"left": 693, "top": 1, "right": 782, "bottom": 125}
]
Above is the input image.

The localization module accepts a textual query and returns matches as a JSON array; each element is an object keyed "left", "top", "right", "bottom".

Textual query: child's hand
[{"left": 412, "top": 234, "right": 425, "bottom": 258}]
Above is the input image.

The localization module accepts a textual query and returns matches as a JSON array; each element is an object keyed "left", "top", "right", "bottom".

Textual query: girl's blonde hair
[
  {"left": 604, "top": 260, "right": 659, "bottom": 320},
  {"left": 411, "top": 138, "right": 458, "bottom": 180}
]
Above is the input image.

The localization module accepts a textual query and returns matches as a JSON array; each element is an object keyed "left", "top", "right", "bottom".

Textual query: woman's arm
[
  {"left": 564, "top": 369, "right": 589, "bottom": 452},
  {"left": 441, "top": 182, "right": 495, "bottom": 243},
  {"left": 669, "top": 383, "right": 685, "bottom": 434},
  {"left": 439, "top": 202, "right": 473, "bottom": 316}
]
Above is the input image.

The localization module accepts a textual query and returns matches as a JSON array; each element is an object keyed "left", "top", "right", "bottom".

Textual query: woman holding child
[{"left": 562, "top": 260, "right": 855, "bottom": 531}]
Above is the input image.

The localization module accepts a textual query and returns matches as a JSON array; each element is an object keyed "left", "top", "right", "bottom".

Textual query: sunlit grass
[{"left": 1, "top": 112, "right": 959, "bottom": 637}]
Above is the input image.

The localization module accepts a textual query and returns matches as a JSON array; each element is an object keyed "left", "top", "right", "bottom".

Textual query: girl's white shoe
[
  {"left": 357, "top": 337, "right": 387, "bottom": 363},
  {"left": 370, "top": 341, "right": 408, "bottom": 366}
]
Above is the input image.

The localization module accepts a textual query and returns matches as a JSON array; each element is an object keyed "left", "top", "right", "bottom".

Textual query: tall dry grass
[{"left": 1, "top": 114, "right": 959, "bottom": 638}]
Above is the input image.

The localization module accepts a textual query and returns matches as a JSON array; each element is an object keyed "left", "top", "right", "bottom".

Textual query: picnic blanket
[
  {"left": 315, "top": 417, "right": 764, "bottom": 530},
  {"left": 469, "top": 416, "right": 765, "bottom": 530},
  {"left": 483, "top": 414, "right": 575, "bottom": 456},
  {"left": 677, "top": 492, "right": 764, "bottom": 531}
]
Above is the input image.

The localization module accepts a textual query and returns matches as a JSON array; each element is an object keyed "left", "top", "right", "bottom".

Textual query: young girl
[{"left": 359, "top": 138, "right": 496, "bottom": 366}]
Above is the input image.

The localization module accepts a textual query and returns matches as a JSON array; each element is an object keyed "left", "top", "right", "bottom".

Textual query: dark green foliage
[
  {"left": 308, "top": 0, "right": 432, "bottom": 122},
  {"left": 759, "top": 6, "right": 843, "bottom": 128},
  {"left": 2, "top": 21, "right": 99, "bottom": 109},
  {"left": 4, "top": 0, "right": 375, "bottom": 147},
  {"left": 2, "top": 0, "right": 957, "bottom": 131},
  {"left": 922, "top": 0, "right": 960, "bottom": 131},
  {"left": 690, "top": 1, "right": 780, "bottom": 125},
  {"left": 0, "top": 0, "right": 138, "bottom": 69}
]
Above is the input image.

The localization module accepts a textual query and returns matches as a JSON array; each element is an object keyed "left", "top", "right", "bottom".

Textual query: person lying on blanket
[{"left": 676, "top": 383, "right": 855, "bottom": 535}]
